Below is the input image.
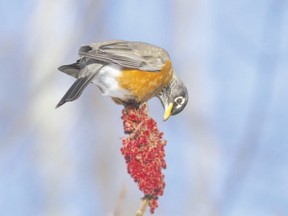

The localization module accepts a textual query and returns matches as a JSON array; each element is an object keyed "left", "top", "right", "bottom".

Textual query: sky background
[{"left": 1, "top": 0, "right": 288, "bottom": 215}]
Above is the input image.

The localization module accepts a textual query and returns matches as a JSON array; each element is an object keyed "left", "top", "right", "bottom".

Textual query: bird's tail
[
  {"left": 55, "top": 75, "right": 94, "bottom": 108},
  {"left": 58, "top": 62, "right": 80, "bottom": 78},
  {"left": 56, "top": 64, "right": 103, "bottom": 108}
]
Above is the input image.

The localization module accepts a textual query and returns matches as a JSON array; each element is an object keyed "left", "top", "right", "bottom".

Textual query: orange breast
[{"left": 117, "top": 60, "right": 173, "bottom": 102}]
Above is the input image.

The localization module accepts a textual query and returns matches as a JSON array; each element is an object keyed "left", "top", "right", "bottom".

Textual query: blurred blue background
[{"left": 1, "top": 0, "right": 288, "bottom": 215}]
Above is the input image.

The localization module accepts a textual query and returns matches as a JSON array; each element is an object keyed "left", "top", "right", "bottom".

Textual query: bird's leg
[
  {"left": 128, "top": 100, "right": 141, "bottom": 109},
  {"left": 111, "top": 98, "right": 141, "bottom": 109}
]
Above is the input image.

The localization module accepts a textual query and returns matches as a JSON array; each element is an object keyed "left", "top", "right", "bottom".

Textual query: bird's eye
[
  {"left": 174, "top": 96, "right": 185, "bottom": 107},
  {"left": 176, "top": 98, "right": 182, "bottom": 104}
]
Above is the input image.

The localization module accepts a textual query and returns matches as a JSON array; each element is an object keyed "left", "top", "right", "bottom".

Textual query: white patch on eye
[{"left": 174, "top": 96, "right": 185, "bottom": 109}]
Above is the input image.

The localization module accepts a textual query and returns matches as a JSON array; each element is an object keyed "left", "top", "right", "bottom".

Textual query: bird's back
[{"left": 57, "top": 40, "right": 174, "bottom": 106}]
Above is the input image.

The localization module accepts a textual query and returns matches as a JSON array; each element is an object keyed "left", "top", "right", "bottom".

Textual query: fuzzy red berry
[{"left": 121, "top": 103, "right": 166, "bottom": 214}]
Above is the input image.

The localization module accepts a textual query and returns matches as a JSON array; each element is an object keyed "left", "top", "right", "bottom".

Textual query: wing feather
[{"left": 78, "top": 40, "right": 170, "bottom": 71}]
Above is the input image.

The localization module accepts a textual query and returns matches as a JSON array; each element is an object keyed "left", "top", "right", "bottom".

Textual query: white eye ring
[{"left": 174, "top": 96, "right": 185, "bottom": 109}]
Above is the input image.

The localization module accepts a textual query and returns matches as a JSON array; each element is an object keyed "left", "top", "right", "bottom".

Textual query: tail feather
[
  {"left": 56, "top": 61, "right": 105, "bottom": 108},
  {"left": 55, "top": 74, "right": 96, "bottom": 108},
  {"left": 58, "top": 62, "right": 80, "bottom": 78}
]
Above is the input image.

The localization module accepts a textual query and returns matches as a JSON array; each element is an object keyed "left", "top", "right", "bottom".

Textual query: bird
[{"left": 56, "top": 40, "right": 188, "bottom": 120}]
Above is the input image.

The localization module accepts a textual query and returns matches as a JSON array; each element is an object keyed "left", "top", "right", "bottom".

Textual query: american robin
[{"left": 56, "top": 40, "right": 188, "bottom": 120}]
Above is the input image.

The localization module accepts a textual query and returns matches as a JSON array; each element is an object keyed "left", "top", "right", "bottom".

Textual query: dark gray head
[{"left": 158, "top": 74, "right": 188, "bottom": 121}]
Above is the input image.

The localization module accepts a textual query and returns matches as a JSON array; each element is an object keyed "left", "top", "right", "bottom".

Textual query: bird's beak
[{"left": 163, "top": 103, "right": 173, "bottom": 121}]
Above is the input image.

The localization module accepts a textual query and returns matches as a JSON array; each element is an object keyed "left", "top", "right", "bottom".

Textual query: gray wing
[{"left": 78, "top": 40, "right": 170, "bottom": 71}]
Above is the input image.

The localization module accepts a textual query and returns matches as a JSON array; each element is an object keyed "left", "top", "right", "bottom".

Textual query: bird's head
[{"left": 158, "top": 74, "right": 188, "bottom": 121}]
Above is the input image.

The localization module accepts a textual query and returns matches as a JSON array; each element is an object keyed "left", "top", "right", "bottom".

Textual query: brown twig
[{"left": 135, "top": 197, "right": 149, "bottom": 216}]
